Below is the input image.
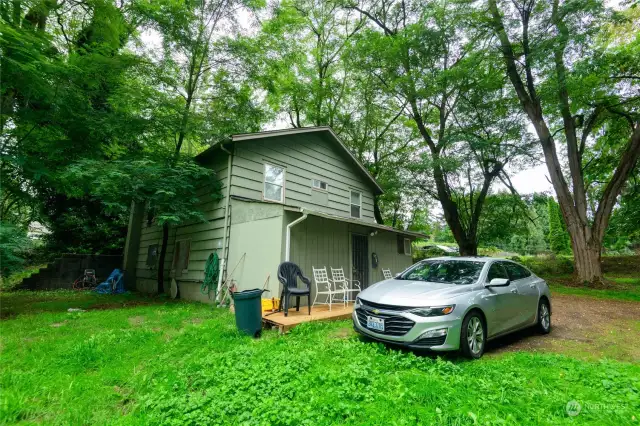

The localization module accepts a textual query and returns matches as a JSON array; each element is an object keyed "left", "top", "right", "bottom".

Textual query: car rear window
[{"left": 399, "top": 260, "right": 484, "bottom": 285}]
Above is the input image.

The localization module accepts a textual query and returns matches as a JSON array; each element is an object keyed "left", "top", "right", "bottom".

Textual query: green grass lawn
[
  {"left": 1, "top": 291, "right": 639, "bottom": 425},
  {"left": 548, "top": 275, "right": 640, "bottom": 302}
]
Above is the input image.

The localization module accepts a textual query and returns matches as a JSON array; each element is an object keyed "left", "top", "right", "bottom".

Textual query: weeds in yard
[{"left": 0, "top": 292, "right": 638, "bottom": 425}]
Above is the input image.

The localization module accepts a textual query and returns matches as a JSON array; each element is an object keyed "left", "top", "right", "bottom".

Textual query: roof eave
[{"left": 284, "top": 206, "right": 427, "bottom": 239}]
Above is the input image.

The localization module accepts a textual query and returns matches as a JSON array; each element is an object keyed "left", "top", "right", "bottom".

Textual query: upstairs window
[
  {"left": 350, "top": 190, "right": 361, "bottom": 218},
  {"left": 264, "top": 164, "right": 285, "bottom": 203},
  {"left": 312, "top": 179, "right": 328, "bottom": 191}
]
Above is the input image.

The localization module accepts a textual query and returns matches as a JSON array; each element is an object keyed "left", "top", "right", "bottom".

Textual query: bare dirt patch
[
  {"left": 50, "top": 321, "right": 68, "bottom": 328},
  {"left": 91, "top": 301, "right": 156, "bottom": 311},
  {"left": 128, "top": 316, "right": 145, "bottom": 326},
  {"left": 487, "top": 294, "right": 640, "bottom": 361},
  {"left": 329, "top": 327, "right": 356, "bottom": 339}
]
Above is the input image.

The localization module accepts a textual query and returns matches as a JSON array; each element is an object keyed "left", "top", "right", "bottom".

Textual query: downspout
[
  {"left": 286, "top": 209, "right": 308, "bottom": 261},
  {"left": 216, "top": 144, "right": 233, "bottom": 299}
]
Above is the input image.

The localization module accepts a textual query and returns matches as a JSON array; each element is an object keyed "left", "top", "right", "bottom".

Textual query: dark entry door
[{"left": 351, "top": 234, "right": 369, "bottom": 288}]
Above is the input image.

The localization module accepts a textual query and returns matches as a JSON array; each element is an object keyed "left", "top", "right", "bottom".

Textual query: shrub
[
  {"left": 512, "top": 255, "right": 640, "bottom": 278},
  {"left": 412, "top": 247, "right": 457, "bottom": 262},
  {"left": 514, "top": 255, "right": 575, "bottom": 276},
  {"left": 0, "top": 223, "right": 31, "bottom": 278},
  {"left": 478, "top": 246, "right": 500, "bottom": 256}
]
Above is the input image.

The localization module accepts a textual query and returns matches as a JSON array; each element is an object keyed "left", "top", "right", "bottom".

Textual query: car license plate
[{"left": 367, "top": 316, "right": 384, "bottom": 332}]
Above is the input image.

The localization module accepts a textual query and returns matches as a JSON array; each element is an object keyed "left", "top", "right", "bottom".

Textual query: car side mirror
[{"left": 486, "top": 278, "right": 510, "bottom": 287}]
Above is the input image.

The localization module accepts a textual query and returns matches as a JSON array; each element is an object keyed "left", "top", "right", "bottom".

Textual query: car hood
[{"left": 359, "top": 279, "right": 472, "bottom": 307}]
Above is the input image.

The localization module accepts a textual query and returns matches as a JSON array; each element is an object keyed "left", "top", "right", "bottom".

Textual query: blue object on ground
[{"left": 94, "top": 269, "right": 125, "bottom": 294}]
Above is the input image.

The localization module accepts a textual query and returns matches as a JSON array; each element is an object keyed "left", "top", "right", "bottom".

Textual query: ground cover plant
[{"left": 1, "top": 291, "right": 638, "bottom": 425}]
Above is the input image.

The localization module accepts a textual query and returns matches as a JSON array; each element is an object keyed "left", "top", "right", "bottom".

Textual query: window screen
[
  {"left": 350, "top": 191, "right": 361, "bottom": 218},
  {"left": 403, "top": 238, "right": 412, "bottom": 255},
  {"left": 312, "top": 179, "right": 328, "bottom": 190},
  {"left": 264, "top": 164, "right": 285, "bottom": 202}
]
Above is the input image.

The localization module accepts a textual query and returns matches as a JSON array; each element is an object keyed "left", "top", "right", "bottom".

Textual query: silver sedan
[{"left": 352, "top": 257, "right": 552, "bottom": 359}]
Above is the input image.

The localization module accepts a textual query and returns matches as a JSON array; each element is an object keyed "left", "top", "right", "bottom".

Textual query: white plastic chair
[
  {"left": 331, "top": 267, "right": 361, "bottom": 303},
  {"left": 312, "top": 267, "right": 346, "bottom": 311},
  {"left": 382, "top": 269, "right": 393, "bottom": 280}
]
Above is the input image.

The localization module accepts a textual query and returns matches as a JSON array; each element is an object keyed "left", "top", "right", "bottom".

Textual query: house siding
[
  {"left": 287, "top": 213, "right": 415, "bottom": 303},
  {"left": 230, "top": 133, "right": 376, "bottom": 221},
  {"left": 133, "top": 152, "right": 229, "bottom": 297},
  {"left": 124, "top": 129, "right": 421, "bottom": 306},
  {"left": 226, "top": 200, "right": 284, "bottom": 298}
]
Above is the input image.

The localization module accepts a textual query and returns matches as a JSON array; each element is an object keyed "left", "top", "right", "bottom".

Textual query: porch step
[{"left": 262, "top": 304, "right": 354, "bottom": 333}]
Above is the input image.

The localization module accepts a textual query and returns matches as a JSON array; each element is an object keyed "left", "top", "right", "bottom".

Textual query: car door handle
[
  {"left": 510, "top": 288, "right": 518, "bottom": 294},
  {"left": 529, "top": 283, "right": 536, "bottom": 288}
]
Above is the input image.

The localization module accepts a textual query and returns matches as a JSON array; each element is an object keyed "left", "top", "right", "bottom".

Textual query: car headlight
[
  {"left": 410, "top": 305, "right": 455, "bottom": 317},
  {"left": 355, "top": 297, "right": 362, "bottom": 307}
]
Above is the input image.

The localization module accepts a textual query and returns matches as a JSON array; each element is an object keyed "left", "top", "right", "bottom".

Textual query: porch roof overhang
[{"left": 284, "top": 206, "right": 428, "bottom": 239}]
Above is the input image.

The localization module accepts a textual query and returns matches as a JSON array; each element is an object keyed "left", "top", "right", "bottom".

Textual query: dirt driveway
[{"left": 486, "top": 294, "right": 640, "bottom": 362}]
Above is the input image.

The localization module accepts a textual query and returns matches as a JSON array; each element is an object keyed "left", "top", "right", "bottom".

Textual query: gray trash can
[{"left": 232, "top": 289, "right": 265, "bottom": 337}]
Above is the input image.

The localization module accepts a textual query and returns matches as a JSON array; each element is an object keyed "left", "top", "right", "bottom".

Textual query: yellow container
[{"left": 261, "top": 298, "right": 280, "bottom": 312}]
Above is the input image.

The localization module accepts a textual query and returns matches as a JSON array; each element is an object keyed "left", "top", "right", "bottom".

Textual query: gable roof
[{"left": 196, "top": 126, "right": 384, "bottom": 195}]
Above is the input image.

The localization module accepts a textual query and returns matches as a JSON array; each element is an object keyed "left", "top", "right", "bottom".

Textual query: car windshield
[{"left": 398, "top": 260, "right": 484, "bottom": 285}]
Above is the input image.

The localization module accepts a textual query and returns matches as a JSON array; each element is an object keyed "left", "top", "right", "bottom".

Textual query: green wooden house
[{"left": 122, "top": 127, "right": 425, "bottom": 303}]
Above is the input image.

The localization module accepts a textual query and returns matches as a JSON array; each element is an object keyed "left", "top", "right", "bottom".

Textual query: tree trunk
[
  {"left": 569, "top": 228, "right": 603, "bottom": 284},
  {"left": 373, "top": 196, "right": 384, "bottom": 224},
  {"left": 156, "top": 222, "right": 169, "bottom": 294},
  {"left": 457, "top": 237, "right": 478, "bottom": 256}
]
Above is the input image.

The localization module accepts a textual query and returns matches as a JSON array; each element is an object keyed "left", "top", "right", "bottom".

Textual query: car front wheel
[{"left": 460, "top": 312, "right": 486, "bottom": 359}]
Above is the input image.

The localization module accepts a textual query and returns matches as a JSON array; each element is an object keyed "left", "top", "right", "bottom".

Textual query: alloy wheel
[
  {"left": 540, "top": 303, "right": 550, "bottom": 330},
  {"left": 467, "top": 317, "right": 484, "bottom": 355}
]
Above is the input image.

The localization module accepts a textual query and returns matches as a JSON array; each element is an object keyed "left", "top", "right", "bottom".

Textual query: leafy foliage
[
  {"left": 63, "top": 158, "right": 220, "bottom": 226},
  {"left": 0, "top": 222, "right": 30, "bottom": 278},
  {"left": 548, "top": 198, "right": 572, "bottom": 255},
  {"left": 1, "top": 292, "right": 639, "bottom": 424}
]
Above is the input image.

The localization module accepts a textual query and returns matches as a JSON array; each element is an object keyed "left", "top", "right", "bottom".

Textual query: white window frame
[
  {"left": 263, "top": 163, "right": 285, "bottom": 203},
  {"left": 350, "top": 190, "right": 362, "bottom": 219},
  {"left": 312, "top": 178, "right": 328, "bottom": 191},
  {"left": 403, "top": 238, "right": 412, "bottom": 256}
]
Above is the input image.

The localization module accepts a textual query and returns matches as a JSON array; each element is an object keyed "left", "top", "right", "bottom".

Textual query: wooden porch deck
[{"left": 262, "top": 304, "right": 354, "bottom": 333}]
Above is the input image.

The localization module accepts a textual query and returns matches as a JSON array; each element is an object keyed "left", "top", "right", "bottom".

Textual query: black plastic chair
[{"left": 277, "top": 262, "right": 311, "bottom": 317}]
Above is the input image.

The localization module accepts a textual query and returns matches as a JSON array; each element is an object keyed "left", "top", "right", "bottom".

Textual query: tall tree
[
  {"left": 135, "top": 0, "right": 264, "bottom": 291},
  {"left": 1, "top": 0, "right": 144, "bottom": 257},
  {"left": 244, "top": 0, "right": 415, "bottom": 224},
  {"left": 348, "top": 0, "right": 531, "bottom": 254},
  {"left": 487, "top": 0, "right": 640, "bottom": 283}
]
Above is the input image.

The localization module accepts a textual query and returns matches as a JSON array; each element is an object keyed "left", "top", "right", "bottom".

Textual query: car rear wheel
[
  {"left": 537, "top": 299, "right": 551, "bottom": 334},
  {"left": 460, "top": 312, "right": 486, "bottom": 359}
]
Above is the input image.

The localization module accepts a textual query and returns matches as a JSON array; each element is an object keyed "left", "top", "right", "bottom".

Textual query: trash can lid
[{"left": 232, "top": 289, "right": 265, "bottom": 300}]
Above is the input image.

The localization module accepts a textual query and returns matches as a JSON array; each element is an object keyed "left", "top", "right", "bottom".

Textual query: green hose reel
[{"left": 202, "top": 251, "right": 220, "bottom": 297}]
